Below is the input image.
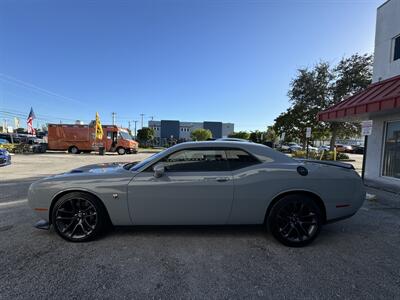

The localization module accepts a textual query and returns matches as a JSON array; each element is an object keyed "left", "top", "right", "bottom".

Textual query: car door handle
[
  {"left": 215, "top": 177, "right": 230, "bottom": 182},
  {"left": 203, "top": 177, "right": 230, "bottom": 182}
]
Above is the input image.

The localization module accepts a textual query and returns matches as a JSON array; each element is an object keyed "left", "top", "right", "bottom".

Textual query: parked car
[
  {"left": 0, "top": 133, "right": 21, "bottom": 143},
  {"left": 306, "top": 145, "right": 318, "bottom": 152},
  {"left": 28, "top": 141, "right": 365, "bottom": 247},
  {"left": 280, "top": 142, "right": 302, "bottom": 153},
  {"left": 0, "top": 138, "right": 9, "bottom": 144},
  {"left": 289, "top": 144, "right": 303, "bottom": 153},
  {"left": 318, "top": 145, "right": 330, "bottom": 152},
  {"left": 352, "top": 145, "right": 364, "bottom": 154},
  {"left": 335, "top": 144, "right": 353, "bottom": 153},
  {"left": 0, "top": 148, "right": 11, "bottom": 167}
]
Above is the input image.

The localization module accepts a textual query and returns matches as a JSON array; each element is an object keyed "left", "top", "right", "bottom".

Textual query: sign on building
[{"left": 361, "top": 120, "right": 373, "bottom": 136}]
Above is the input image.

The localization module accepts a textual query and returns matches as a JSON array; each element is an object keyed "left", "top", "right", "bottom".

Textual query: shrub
[
  {"left": 0, "top": 143, "right": 16, "bottom": 153},
  {"left": 291, "top": 150, "right": 349, "bottom": 161}
]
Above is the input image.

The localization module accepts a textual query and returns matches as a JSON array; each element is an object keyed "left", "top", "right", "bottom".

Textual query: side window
[
  {"left": 107, "top": 132, "right": 113, "bottom": 139},
  {"left": 162, "top": 149, "right": 229, "bottom": 172},
  {"left": 226, "top": 149, "right": 260, "bottom": 170}
]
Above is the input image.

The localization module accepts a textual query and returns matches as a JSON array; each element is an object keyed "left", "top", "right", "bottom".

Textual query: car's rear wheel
[
  {"left": 268, "top": 194, "right": 322, "bottom": 247},
  {"left": 51, "top": 192, "right": 107, "bottom": 242},
  {"left": 69, "top": 146, "right": 80, "bottom": 154}
]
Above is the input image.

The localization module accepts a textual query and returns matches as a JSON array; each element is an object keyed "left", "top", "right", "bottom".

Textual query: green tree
[
  {"left": 228, "top": 131, "right": 250, "bottom": 140},
  {"left": 265, "top": 126, "right": 278, "bottom": 144},
  {"left": 137, "top": 127, "right": 155, "bottom": 143},
  {"left": 249, "top": 130, "right": 266, "bottom": 143},
  {"left": 273, "top": 54, "right": 372, "bottom": 149},
  {"left": 191, "top": 128, "right": 212, "bottom": 141},
  {"left": 328, "top": 54, "right": 373, "bottom": 148}
]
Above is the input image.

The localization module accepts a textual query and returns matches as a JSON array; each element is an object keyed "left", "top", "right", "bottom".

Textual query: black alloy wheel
[
  {"left": 268, "top": 195, "right": 322, "bottom": 247},
  {"left": 52, "top": 192, "right": 107, "bottom": 242}
]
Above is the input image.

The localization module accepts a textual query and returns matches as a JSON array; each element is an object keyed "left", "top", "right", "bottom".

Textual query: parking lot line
[{"left": 0, "top": 199, "right": 28, "bottom": 208}]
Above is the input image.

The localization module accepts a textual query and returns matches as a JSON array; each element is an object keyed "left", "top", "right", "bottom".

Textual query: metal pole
[
  {"left": 140, "top": 114, "right": 144, "bottom": 128},
  {"left": 361, "top": 135, "right": 368, "bottom": 181},
  {"left": 133, "top": 120, "right": 138, "bottom": 140},
  {"left": 306, "top": 138, "right": 309, "bottom": 159},
  {"left": 112, "top": 112, "right": 116, "bottom": 125}
]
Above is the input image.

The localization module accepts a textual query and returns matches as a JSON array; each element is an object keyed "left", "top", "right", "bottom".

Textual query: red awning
[{"left": 318, "top": 74, "right": 400, "bottom": 121}]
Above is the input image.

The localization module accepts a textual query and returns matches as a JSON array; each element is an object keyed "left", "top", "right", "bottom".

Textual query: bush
[
  {"left": 291, "top": 150, "right": 349, "bottom": 161},
  {"left": 0, "top": 143, "right": 16, "bottom": 153}
]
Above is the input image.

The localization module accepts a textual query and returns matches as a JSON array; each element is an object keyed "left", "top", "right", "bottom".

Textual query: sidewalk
[{"left": 365, "top": 186, "right": 400, "bottom": 208}]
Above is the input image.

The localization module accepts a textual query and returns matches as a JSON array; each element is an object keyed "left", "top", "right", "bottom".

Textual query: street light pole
[
  {"left": 112, "top": 112, "right": 116, "bottom": 125},
  {"left": 133, "top": 120, "right": 138, "bottom": 140},
  {"left": 140, "top": 114, "right": 145, "bottom": 128}
]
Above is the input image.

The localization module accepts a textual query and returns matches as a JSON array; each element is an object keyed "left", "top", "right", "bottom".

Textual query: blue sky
[{"left": 0, "top": 0, "right": 382, "bottom": 131}]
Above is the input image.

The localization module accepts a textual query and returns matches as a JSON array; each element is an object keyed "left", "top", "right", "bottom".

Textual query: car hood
[
  {"left": 70, "top": 162, "right": 129, "bottom": 173},
  {"left": 44, "top": 162, "right": 135, "bottom": 180}
]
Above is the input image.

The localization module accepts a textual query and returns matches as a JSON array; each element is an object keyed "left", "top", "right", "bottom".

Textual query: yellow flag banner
[{"left": 95, "top": 112, "right": 103, "bottom": 140}]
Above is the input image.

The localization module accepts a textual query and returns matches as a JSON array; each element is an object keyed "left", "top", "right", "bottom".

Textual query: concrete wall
[
  {"left": 365, "top": 111, "right": 400, "bottom": 192},
  {"left": 148, "top": 121, "right": 161, "bottom": 138},
  {"left": 372, "top": 0, "right": 400, "bottom": 82},
  {"left": 160, "top": 120, "right": 180, "bottom": 139},
  {"left": 179, "top": 122, "right": 203, "bottom": 141},
  {"left": 149, "top": 120, "right": 234, "bottom": 141},
  {"left": 203, "top": 122, "right": 223, "bottom": 139},
  {"left": 222, "top": 123, "right": 234, "bottom": 138}
]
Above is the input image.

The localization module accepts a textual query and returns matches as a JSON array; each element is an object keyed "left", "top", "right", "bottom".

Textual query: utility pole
[
  {"left": 128, "top": 121, "right": 131, "bottom": 132},
  {"left": 112, "top": 112, "right": 116, "bottom": 125},
  {"left": 133, "top": 120, "right": 138, "bottom": 140},
  {"left": 140, "top": 113, "right": 145, "bottom": 128}
]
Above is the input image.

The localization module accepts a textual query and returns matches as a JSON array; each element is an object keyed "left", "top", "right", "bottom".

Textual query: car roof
[{"left": 163, "top": 141, "right": 295, "bottom": 163}]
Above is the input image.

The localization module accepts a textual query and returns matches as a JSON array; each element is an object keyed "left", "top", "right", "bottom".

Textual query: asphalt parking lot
[{"left": 1, "top": 152, "right": 399, "bottom": 299}]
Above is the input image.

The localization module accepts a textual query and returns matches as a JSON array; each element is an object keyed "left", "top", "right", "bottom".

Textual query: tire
[
  {"left": 69, "top": 146, "right": 80, "bottom": 154},
  {"left": 268, "top": 194, "right": 322, "bottom": 247},
  {"left": 51, "top": 192, "right": 108, "bottom": 242},
  {"left": 117, "top": 147, "right": 126, "bottom": 155}
]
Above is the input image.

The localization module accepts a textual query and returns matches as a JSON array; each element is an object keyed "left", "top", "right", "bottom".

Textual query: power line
[{"left": 0, "top": 73, "right": 87, "bottom": 105}]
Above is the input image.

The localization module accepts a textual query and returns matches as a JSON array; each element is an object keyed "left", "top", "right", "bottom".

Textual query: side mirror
[{"left": 153, "top": 163, "right": 165, "bottom": 178}]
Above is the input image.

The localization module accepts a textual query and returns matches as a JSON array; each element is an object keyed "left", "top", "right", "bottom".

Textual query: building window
[
  {"left": 393, "top": 35, "right": 400, "bottom": 61},
  {"left": 382, "top": 121, "right": 400, "bottom": 179}
]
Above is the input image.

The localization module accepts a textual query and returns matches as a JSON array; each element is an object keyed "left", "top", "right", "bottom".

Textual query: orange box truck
[{"left": 47, "top": 123, "right": 138, "bottom": 155}]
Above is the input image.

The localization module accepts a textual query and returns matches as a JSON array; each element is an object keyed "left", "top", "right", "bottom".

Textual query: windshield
[
  {"left": 125, "top": 150, "right": 166, "bottom": 171},
  {"left": 119, "top": 131, "right": 133, "bottom": 140}
]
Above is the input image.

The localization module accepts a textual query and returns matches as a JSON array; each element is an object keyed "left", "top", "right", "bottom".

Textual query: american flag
[{"left": 27, "top": 107, "right": 36, "bottom": 135}]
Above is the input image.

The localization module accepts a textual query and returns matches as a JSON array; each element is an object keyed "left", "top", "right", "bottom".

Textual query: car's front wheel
[
  {"left": 117, "top": 147, "right": 126, "bottom": 155},
  {"left": 51, "top": 192, "right": 108, "bottom": 242},
  {"left": 268, "top": 194, "right": 322, "bottom": 247}
]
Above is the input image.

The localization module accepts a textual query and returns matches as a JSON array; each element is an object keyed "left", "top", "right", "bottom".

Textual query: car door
[{"left": 127, "top": 148, "right": 234, "bottom": 225}]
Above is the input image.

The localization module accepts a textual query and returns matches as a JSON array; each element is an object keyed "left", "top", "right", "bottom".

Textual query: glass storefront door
[{"left": 382, "top": 121, "right": 400, "bottom": 179}]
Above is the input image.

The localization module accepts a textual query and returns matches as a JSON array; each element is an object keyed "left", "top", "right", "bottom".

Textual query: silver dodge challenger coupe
[{"left": 28, "top": 141, "right": 365, "bottom": 247}]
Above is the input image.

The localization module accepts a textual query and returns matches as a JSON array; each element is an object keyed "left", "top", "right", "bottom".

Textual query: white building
[{"left": 319, "top": 0, "right": 400, "bottom": 193}]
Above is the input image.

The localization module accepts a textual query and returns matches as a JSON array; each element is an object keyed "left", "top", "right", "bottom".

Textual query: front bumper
[{"left": 0, "top": 155, "right": 11, "bottom": 167}]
